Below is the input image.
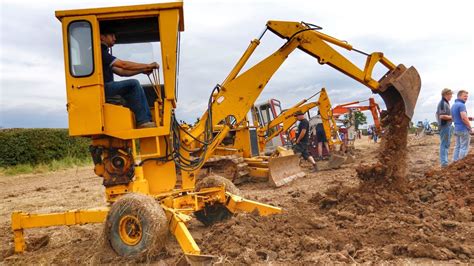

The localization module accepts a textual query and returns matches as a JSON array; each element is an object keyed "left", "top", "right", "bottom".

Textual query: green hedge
[{"left": 0, "top": 129, "right": 90, "bottom": 167}]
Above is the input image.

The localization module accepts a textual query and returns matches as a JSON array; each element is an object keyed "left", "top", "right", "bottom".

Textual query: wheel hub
[{"left": 119, "top": 215, "right": 142, "bottom": 246}]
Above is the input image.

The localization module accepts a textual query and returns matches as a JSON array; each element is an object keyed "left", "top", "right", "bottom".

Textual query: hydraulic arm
[
  {"left": 180, "top": 21, "right": 420, "bottom": 189},
  {"left": 255, "top": 88, "right": 341, "bottom": 152}
]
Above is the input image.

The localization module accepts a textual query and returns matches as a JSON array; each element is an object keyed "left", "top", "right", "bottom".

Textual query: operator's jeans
[
  {"left": 105, "top": 79, "right": 151, "bottom": 125},
  {"left": 438, "top": 126, "right": 452, "bottom": 167},
  {"left": 453, "top": 130, "right": 471, "bottom": 162}
]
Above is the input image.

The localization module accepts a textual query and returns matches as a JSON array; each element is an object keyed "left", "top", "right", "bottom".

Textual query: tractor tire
[
  {"left": 104, "top": 193, "right": 168, "bottom": 258},
  {"left": 194, "top": 175, "right": 240, "bottom": 226}
]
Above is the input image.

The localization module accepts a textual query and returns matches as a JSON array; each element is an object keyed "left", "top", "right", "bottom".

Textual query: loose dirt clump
[
  {"left": 356, "top": 101, "right": 410, "bottom": 187},
  {"left": 201, "top": 154, "right": 474, "bottom": 263}
]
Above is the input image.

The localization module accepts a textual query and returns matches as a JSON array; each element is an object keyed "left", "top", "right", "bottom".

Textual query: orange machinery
[{"left": 332, "top": 97, "right": 382, "bottom": 134}]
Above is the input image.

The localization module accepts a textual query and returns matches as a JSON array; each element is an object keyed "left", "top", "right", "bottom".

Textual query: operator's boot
[{"left": 308, "top": 156, "right": 318, "bottom": 172}]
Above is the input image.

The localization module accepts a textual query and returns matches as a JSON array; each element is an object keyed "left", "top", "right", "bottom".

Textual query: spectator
[
  {"left": 436, "top": 88, "right": 453, "bottom": 167},
  {"left": 292, "top": 111, "right": 318, "bottom": 171},
  {"left": 451, "top": 90, "right": 472, "bottom": 161},
  {"left": 314, "top": 112, "right": 330, "bottom": 160},
  {"left": 372, "top": 128, "right": 378, "bottom": 143}
]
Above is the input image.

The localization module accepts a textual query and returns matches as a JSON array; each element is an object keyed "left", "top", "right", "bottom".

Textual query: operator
[
  {"left": 100, "top": 26, "right": 159, "bottom": 129},
  {"left": 314, "top": 111, "right": 331, "bottom": 160},
  {"left": 293, "top": 110, "right": 318, "bottom": 172},
  {"left": 435, "top": 88, "right": 453, "bottom": 167}
]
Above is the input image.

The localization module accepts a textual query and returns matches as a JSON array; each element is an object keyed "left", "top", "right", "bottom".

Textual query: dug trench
[{"left": 1, "top": 132, "right": 473, "bottom": 264}]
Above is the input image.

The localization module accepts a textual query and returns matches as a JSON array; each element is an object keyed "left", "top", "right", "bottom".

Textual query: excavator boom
[
  {"left": 182, "top": 20, "right": 420, "bottom": 188},
  {"left": 266, "top": 21, "right": 421, "bottom": 119}
]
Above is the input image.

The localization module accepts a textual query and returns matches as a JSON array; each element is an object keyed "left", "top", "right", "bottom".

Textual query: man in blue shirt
[
  {"left": 435, "top": 88, "right": 453, "bottom": 167},
  {"left": 100, "top": 26, "right": 159, "bottom": 129},
  {"left": 451, "top": 90, "right": 472, "bottom": 161}
]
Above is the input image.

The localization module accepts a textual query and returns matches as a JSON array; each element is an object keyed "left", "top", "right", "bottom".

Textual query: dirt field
[{"left": 1, "top": 134, "right": 473, "bottom": 264}]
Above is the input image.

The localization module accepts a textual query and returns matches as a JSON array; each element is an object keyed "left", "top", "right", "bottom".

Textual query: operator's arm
[
  {"left": 460, "top": 111, "right": 472, "bottom": 131},
  {"left": 112, "top": 66, "right": 147, "bottom": 77},
  {"left": 112, "top": 60, "right": 158, "bottom": 73},
  {"left": 296, "top": 128, "right": 306, "bottom": 144}
]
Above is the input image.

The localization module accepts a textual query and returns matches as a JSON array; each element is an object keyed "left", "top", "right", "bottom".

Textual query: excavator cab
[
  {"left": 253, "top": 99, "right": 287, "bottom": 152},
  {"left": 55, "top": 3, "right": 183, "bottom": 137}
]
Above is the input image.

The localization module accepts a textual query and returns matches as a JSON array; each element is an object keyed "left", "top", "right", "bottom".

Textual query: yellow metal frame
[
  {"left": 12, "top": 208, "right": 109, "bottom": 252},
  {"left": 12, "top": 188, "right": 281, "bottom": 256}
]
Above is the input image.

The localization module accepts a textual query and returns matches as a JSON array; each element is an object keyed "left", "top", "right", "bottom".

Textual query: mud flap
[
  {"left": 378, "top": 64, "right": 421, "bottom": 119},
  {"left": 327, "top": 153, "right": 346, "bottom": 169},
  {"left": 268, "top": 155, "right": 306, "bottom": 187}
]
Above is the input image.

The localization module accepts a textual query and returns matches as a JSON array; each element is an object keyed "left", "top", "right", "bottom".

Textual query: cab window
[{"left": 68, "top": 21, "right": 94, "bottom": 77}]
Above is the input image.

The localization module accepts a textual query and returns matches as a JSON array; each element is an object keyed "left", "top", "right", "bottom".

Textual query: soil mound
[{"left": 201, "top": 154, "right": 474, "bottom": 263}]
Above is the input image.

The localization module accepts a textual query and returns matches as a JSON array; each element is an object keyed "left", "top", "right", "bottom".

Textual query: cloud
[{"left": 1, "top": 0, "right": 473, "bottom": 128}]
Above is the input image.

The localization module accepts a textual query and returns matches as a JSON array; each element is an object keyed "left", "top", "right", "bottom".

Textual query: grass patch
[{"left": 0, "top": 156, "right": 92, "bottom": 176}]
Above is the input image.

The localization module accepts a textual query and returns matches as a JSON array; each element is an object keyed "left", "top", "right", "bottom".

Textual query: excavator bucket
[
  {"left": 268, "top": 154, "right": 306, "bottom": 187},
  {"left": 378, "top": 65, "right": 421, "bottom": 119}
]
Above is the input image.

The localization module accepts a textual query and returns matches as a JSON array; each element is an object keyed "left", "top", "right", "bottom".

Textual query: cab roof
[{"left": 55, "top": 1, "right": 184, "bottom": 32}]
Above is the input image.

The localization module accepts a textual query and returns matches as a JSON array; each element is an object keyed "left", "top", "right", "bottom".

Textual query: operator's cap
[
  {"left": 100, "top": 23, "right": 116, "bottom": 35},
  {"left": 293, "top": 110, "right": 304, "bottom": 116},
  {"left": 441, "top": 88, "right": 453, "bottom": 96}
]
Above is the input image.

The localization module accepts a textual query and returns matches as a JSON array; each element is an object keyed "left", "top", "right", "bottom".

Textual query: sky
[{"left": 1, "top": 0, "right": 473, "bottom": 128}]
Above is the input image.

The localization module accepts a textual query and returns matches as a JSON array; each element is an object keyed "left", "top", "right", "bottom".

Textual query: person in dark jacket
[
  {"left": 292, "top": 111, "right": 318, "bottom": 172},
  {"left": 435, "top": 88, "right": 453, "bottom": 167}
]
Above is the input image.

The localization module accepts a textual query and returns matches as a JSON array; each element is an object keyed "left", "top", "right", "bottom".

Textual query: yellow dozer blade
[
  {"left": 378, "top": 64, "right": 421, "bottom": 119},
  {"left": 268, "top": 147, "right": 306, "bottom": 187}
]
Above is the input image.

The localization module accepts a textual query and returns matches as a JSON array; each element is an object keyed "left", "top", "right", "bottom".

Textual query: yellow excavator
[
  {"left": 206, "top": 88, "right": 339, "bottom": 186},
  {"left": 254, "top": 88, "right": 339, "bottom": 154},
  {"left": 11, "top": 2, "right": 421, "bottom": 263}
]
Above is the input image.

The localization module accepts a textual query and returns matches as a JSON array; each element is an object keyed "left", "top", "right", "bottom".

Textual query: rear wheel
[
  {"left": 104, "top": 193, "right": 168, "bottom": 257},
  {"left": 194, "top": 175, "right": 240, "bottom": 226}
]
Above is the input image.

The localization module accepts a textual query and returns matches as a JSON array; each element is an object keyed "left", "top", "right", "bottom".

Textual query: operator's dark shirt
[
  {"left": 296, "top": 119, "right": 310, "bottom": 143},
  {"left": 101, "top": 44, "right": 117, "bottom": 83}
]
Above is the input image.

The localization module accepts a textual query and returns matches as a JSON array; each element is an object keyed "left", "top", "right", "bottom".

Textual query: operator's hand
[
  {"left": 143, "top": 69, "right": 153, "bottom": 75},
  {"left": 148, "top": 62, "right": 160, "bottom": 69}
]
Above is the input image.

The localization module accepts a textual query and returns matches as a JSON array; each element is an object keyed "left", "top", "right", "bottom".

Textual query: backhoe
[
  {"left": 333, "top": 97, "right": 383, "bottom": 134},
  {"left": 11, "top": 2, "right": 421, "bottom": 263},
  {"left": 206, "top": 88, "right": 341, "bottom": 186}
]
